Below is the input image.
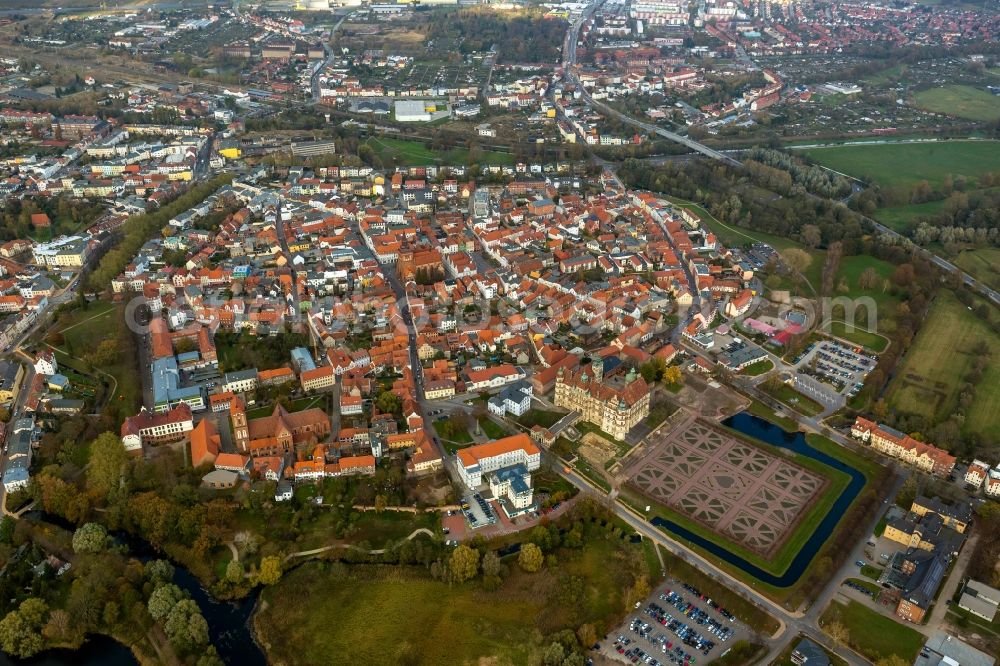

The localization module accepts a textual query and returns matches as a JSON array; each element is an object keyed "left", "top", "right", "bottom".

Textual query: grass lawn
[
  {"left": 823, "top": 253, "right": 900, "bottom": 339},
  {"left": 348, "top": 511, "right": 439, "bottom": 545},
  {"left": 863, "top": 63, "right": 907, "bottom": 85},
  {"left": 953, "top": 247, "right": 1000, "bottom": 293},
  {"left": 860, "top": 564, "right": 883, "bottom": 580},
  {"left": 845, "top": 578, "right": 881, "bottom": 596},
  {"left": 740, "top": 359, "right": 774, "bottom": 377},
  {"left": 803, "top": 140, "right": 1000, "bottom": 188},
  {"left": 875, "top": 199, "right": 947, "bottom": 233},
  {"left": 246, "top": 396, "right": 324, "bottom": 419},
  {"left": 48, "top": 301, "right": 141, "bottom": 418},
  {"left": 572, "top": 458, "right": 611, "bottom": 492},
  {"left": 476, "top": 415, "right": 509, "bottom": 439},
  {"left": 433, "top": 420, "right": 473, "bottom": 452},
  {"left": 366, "top": 136, "right": 515, "bottom": 167},
  {"left": 887, "top": 290, "right": 1000, "bottom": 440},
  {"left": 827, "top": 321, "right": 889, "bottom": 353},
  {"left": 256, "top": 523, "right": 656, "bottom": 665},
  {"left": 820, "top": 600, "right": 925, "bottom": 663},
  {"left": 834, "top": 255, "right": 901, "bottom": 317},
  {"left": 746, "top": 399, "right": 800, "bottom": 432},
  {"left": 763, "top": 383, "right": 825, "bottom": 417},
  {"left": 913, "top": 85, "right": 1000, "bottom": 122},
  {"left": 516, "top": 408, "right": 566, "bottom": 429}
]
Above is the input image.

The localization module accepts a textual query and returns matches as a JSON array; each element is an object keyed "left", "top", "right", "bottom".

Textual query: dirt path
[{"left": 283, "top": 527, "right": 435, "bottom": 563}]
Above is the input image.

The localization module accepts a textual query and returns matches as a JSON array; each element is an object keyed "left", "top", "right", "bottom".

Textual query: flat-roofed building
[{"left": 959, "top": 579, "right": 1000, "bottom": 622}]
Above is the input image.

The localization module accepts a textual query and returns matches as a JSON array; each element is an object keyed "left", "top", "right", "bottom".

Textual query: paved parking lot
[
  {"left": 598, "top": 578, "right": 750, "bottom": 666},
  {"left": 793, "top": 340, "right": 877, "bottom": 402}
]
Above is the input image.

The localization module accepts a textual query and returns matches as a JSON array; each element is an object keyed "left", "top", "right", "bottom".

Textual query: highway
[{"left": 560, "top": 2, "right": 741, "bottom": 168}]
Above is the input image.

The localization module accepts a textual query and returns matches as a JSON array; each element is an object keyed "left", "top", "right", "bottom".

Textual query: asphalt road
[{"left": 563, "top": 1, "right": 999, "bottom": 309}]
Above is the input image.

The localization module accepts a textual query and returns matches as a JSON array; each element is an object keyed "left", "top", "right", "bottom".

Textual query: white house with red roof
[
  {"left": 965, "top": 460, "right": 991, "bottom": 490},
  {"left": 120, "top": 404, "right": 193, "bottom": 452}
]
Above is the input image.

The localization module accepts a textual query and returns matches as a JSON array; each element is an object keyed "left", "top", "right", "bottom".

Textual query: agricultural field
[
  {"left": 953, "top": 247, "right": 1000, "bottom": 293},
  {"left": 913, "top": 85, "right": 1000, "bottom": 122},
  {"left": 820, "top": 600, "right": 925, "bottom": 663},
  {"left": 886, "top": 291, "right": 1000, "bottom": 441},
  {"left": 365, "top": 137, "right": 514, "bottom": 167},
  {"left": 803, "top": 141, "right": 1000, "bottom": 188}
]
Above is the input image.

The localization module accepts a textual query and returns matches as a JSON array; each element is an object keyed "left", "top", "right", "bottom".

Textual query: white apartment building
[{"left": 457, "top": 434, "right": 541, "bottom": 489}]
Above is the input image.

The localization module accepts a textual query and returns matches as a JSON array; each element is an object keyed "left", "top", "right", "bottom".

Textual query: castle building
[{"left": 554, "top": 357, "right": 650, "bottom": 441}]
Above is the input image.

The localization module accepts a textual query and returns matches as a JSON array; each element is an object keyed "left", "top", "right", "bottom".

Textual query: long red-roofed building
[{"left": 851, "top": 417, "right": 955, "bottom": 476}]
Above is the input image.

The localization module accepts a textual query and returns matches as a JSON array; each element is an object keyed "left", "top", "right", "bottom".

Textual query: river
[
  {"left": 650, "top": 412, "right": 866, "bottom": 588},
  {"left": 1, "top": 517, "right": 265, "bottom": 666}
]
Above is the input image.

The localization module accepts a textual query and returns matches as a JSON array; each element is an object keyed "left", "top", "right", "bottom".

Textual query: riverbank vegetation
[{"left": 0, "top": 515, "right": 222, "bottom": 665}]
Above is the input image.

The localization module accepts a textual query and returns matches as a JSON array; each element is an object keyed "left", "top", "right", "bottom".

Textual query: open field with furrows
[
  {"left": 913, "top": 85, "right": 1000, "bottom": 122},
  {"left": 802, "top": 141, "right": 1000, "bottom": 188},
  {"left": 255, "top": 525, "right": 659, "bottom": 666},
  {"left": 886, "top": 290, "right": 1000, "bottom": 440}
]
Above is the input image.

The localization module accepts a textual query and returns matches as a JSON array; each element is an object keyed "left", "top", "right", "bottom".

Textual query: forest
[
  {"left": 616, "top": 157, "right": 867, "bottom": 251},
  {"left": 427, "top": 8, "right": 566, "bottom": 64}
]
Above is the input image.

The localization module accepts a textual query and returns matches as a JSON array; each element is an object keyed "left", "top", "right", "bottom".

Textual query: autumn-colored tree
[
  {"left": 517, "top": 543, "right": 543, "bottom": 573},
  {"left": 450, "top": 545, "right": 480, "bottom": 582},
  {"left": 87, "top": 432, "right": 127, "bottom": 501},
  {"left": 825, "top": 620, "right": 849, "bottom": 645},
  {"left": 257, "top": 556, "right": 283, "bottom": 586},
  {"left": 663, "top": 366, "right": 682, "bottom": 386}
]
